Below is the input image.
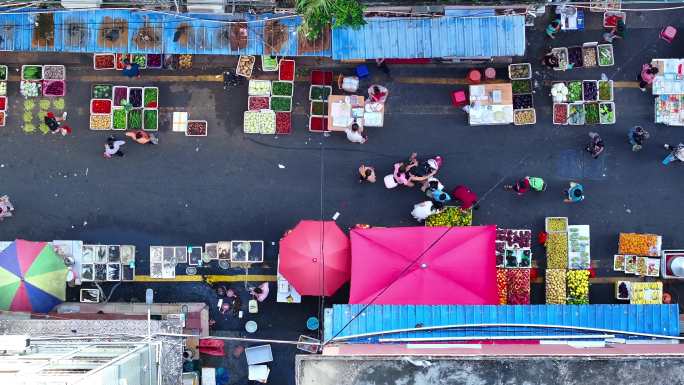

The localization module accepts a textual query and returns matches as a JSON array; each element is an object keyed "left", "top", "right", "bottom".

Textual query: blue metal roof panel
[
  {"left": 0, "top": 9, "right": 330, "bottom": 56},
  {"left": 332, "top": 15, "right": 525, "bottom": 60},
  {"left": 444, "top": 8, "right": 496, "bottom": 17},
  {"left": 326, "top": 304, "right": 681, "bottom": 343}
]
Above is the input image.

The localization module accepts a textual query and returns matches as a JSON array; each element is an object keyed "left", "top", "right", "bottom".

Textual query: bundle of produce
[
  {"left": 113, "top": 86, "right": 128, "bottom": 106},
  {"left": 271, "top": 96, "right": 291, "bottom": 112},
  {"left": 91, "top": 99, "right": 112, "bottom": 114},
  {"left": 143, "top": 109, "right": 158, "bottom": 131},
  {"left": 616, "top": 281, "right": 630, "bottom": 300},
  {"left": 94, "top": 54, "right": 115, "bottom": 70},
  {"left": 310, "top": 86, "right": 332, "bottom": 101},
  {"left": 598, "top": 45, "right": 614, "bottom": 66},
  {"left": 551, "top": 82, "right": 568, "bottom": 103},
  {"left": 513, "top": 109, "right": 535, "bottom": 125},
  {"left": 0, "top": 81, "right": 6, "bottom": 96},
  {"left": 0, "top": 65, "right": 6, "bottom": 81},
  {"left": 567, "top": 81, "right": 582, "bottom": 102},
  {"left": 144, "top": 87, "right": 158, "bottom": 108},
  {"left": 272, "top": 81, "right": 293, "bottom": 97},
  {"left": 147, "top": 54, "right": 162, "bottom": 68},
  {"left": 43, "top": 65, "right": 65, "bottom": 80},
  {"left": 618, "top": 233, "right": 660, "bottom": 256},
  {"left": 261, "top": 56, "right": 278, "bottom": 71},
  {"left": 20, "top": 81, "right": 41, "bottom": 98},
  {"left": 585, "top": 102, "right": 600, "bottom": 124},
  {"left": 613, "top": 254, "right": 625, "bottom": 271},
  {"left": 568, "top": 46, "right": 584, "bottom": 68},
  {"left": 310, "top": 101, "right": 328, "bottom": 116},
  {"left": 248, "top": 80, "right": 271, "bottom": 96},
  {"left": 546, "top": 232, "right": 568, "bottom": 269},
  {"left": 186, "top": 120, "right": 207, "bottom": 136},
  {"left": 545, "top": 269, "right": 566, "bottom": 304},
  {"left": 506, "top": 269, "right": 530, "bottom": 305},
  {"left": 131, "top": 54, "right": 146, "bottom": 69},
  {"left": 624, "top": 255, "right": 637, "bottom": 274},
  {"left": 568, "top": 103, "right": 585, "bottom": 125},
  {"left": 508, "top": 63, "right": 531, "bottom": 80},
  {"left": 545, "top": 217, "right": 568, "bottom": 232},
  {"left": 497, "top": 268, "right": 507, "bottom": 305},
  {"left": 178, "top": 55, "right": 192, "bottom": 70},
  {"left": 236, "top": 55, "right": 255, "bottom": 77},
  {"left": 89, "top": 114, "right": 112, "bottom": 130},
  {"left": 599, "top": 102, "right": 615, "bottom": 124},
  {"left": 92, "top": 84, "right": 113, "bottom": 100},
  {"left": 566, "top": 270, "right": 590, "bottom": 304},
  {"left": 22, "top": 65, "right": 42, "bottom": 80},
  {"left": 425, "top": 207, "right": 473, "bottom": 227},
  {"left": 43, "top": 80, "right": 65, "bottom": 96},
  {"left": 248, "top": 96, "right": 270, "bottom": 111},
  {"left": 583, "top": 81, "right": 598, "bottom": 101},
  {"left": 631, "top": 282, "right": 662, "bottom": 304},
  {"left": 279, "top": 59, "right": 295, "bottom": 81},
  {"left": 275, "top": 112, "right": 291, "bottom": 134},
  {"left": 551, "top": 48, "right": 568, "bottom": 70},
  {"left": 128, "top": 88, "right": 143, "bottom": 108},
  {"left": 553, "top": 103, "right": 568, "bottom": 124},
  {"left": 512, "top": 80, "right": 532, "bottom": 94},
  {"left": 598, "top": 80, "right": 613, "bottom": 101},
  {"left": 112, "top": 108, "right": 127, "bottom": 130},
  {"left": 636, "top": 256, "right": 648, "bottom": 276},
  {"left": 243, "top": 110, "right": 276, "bottom": 134},
  {"left": 127, "top": 109, "right": 143, "bottom": 130},
  {"left": 497, "top": 229, "right": 532, "bottom": 248},
  {"left": 582, "top": 46, "right": 597, "bottom": 67}
]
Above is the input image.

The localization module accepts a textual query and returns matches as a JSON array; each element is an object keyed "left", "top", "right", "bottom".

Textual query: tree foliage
[{"left": 297, "top": 0, "right": 366, "bottom": 41}]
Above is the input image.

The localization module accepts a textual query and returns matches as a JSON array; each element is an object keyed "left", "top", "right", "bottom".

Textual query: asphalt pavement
[{"left": 2, "top": 7, "right": 684, "bottom": 385}]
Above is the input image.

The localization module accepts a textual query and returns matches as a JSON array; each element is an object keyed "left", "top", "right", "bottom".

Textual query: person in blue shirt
[
  {"left": 122, "top": 59, "right": 140, "bottom": 78},
  {"left": 564, "top": 182, "right": 584, "bottom": 203}
]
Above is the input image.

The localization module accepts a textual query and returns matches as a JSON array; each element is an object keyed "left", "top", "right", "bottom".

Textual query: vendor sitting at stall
[{"left": 368, "top": 84, "right": 389, "bottom": 103}]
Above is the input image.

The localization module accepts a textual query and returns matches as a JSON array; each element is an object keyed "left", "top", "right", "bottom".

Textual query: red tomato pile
[{"left": 506, "top": 269, "right": 530, "bottom": 305}]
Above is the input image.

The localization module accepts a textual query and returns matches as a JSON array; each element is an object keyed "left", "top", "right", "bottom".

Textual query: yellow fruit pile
[
  {"left": 546, "top": 232, "right": 568, "bottom": 269},
  {"left": 618, "top": 233, "right": 659, "bottom": 256},
  {"left": 566, "top": 270, "right": 590, "bottom": 304},
  {"left": 631, "top": 282, "right": 662, "bottom": 304},
  {"left": 545, "top": 269, "right": 566, "bottom": 304}
]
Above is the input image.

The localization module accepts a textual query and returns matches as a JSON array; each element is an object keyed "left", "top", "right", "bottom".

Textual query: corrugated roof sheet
[
  {"left": 324, "top": 304, "right": 681, "bottom": 343},
  {"left": 0, "top": 9, "right": 331, "bottom": 56},
  {"left": 332, "top": 15, "right": 525, "bottom": 60}
]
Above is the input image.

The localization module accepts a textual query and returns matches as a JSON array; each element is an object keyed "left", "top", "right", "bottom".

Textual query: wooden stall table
[
  {"left": 468, "top": 83, "right": 514, "bottom": 125},
  {"left": 651, "top": 59, "right": 684, "bottom": 95},
  {"left": 328, "top": 95, "right": 365, "bottom": 132}
]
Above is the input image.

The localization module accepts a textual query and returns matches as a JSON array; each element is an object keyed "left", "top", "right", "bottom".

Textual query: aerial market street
[{"left": 1, "top": 2, "right": 684, "bottom": 385}]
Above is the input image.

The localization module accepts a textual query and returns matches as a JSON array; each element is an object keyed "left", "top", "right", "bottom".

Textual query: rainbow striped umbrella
[{"left": 0, "top": 240, "right": 66, "bottom": 313}]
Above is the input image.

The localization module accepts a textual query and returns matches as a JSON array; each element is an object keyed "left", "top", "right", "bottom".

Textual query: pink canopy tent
[{"left": 349, "top": 226, "right": 498, "bottom": 305}]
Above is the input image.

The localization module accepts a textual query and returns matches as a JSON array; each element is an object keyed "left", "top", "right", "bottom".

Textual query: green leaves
[{"left": 297, "top": 0, "right": 366, "bottom": 41}]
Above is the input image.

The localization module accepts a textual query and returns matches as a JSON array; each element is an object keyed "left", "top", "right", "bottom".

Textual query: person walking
[
  {"left": 122, "top": 59, "right": 141, "bottom": 78},
  {"left": 638, "top": 63, "right": 659, "bottom": 91},
  {"left": 249, "top": 282, "right": 269, "bottom": 302},
  {"left": 564, "top": 182, "right": 585, "bottom": 203},
  {"left": 628, "top": 126, "right": 650, "bottom": 151},
  {"left": 44, "top": 111, "right": 70, "bottom": 135},
  {"left": 358, "top": 165, "right": 376, "bottom": 183},
  {"left": 602, "top": 19, "right": 625, "bottom": 43},
  {"left": 126, "top": 130, "right": 158, "bottom": 145},
  {"left": 546, "top": 16, "right": 562, "bottom": 39},
  {"left": 0, "top": 195, "right": 14, "bottom": 221},
  {"left": 104, "top": 136, "right": 125, "bottom": 158},
  {"left": 504, "top": 177, "right": 546, "bottom": 196},
  {"left": 411, "top": 200, "right": 442, "bottom": 222},
  {"left": 586, "top": 132, "right": 605, "bottom": 159},
  {"left": 451, "top": 185, "right": 479, "bottom": 210}
]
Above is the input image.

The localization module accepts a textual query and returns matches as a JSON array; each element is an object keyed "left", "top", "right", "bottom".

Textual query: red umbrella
[{"left": 279, "top": 220, "right": 351, "bottom": 296}]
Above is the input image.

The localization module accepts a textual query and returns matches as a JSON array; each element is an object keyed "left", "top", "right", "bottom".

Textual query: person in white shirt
[
  {"left": 104, "top": 136, "right": 126, "bottom": 158},
  {"left": 345, "top": 123, "right": 366, "bottom": 144},
  {"left": 411, "top": 201, "right": 443, "bottom": 222}
]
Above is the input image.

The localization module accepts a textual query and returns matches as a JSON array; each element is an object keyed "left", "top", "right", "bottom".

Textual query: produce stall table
[
  {"left": 568, "top": 225, "right": 590, "bottom": 269},
  {"left": 327, "top": 95, "right": 365, "bottom": 132},
  {"left": 468, "top": 83, "right": 513, "bottom": 126},
  {"left": 651, "top": 59, "right": 684, "bottom": 95},
  {"left": 557, "top": 6, "right": 585, "bottom": 31}
]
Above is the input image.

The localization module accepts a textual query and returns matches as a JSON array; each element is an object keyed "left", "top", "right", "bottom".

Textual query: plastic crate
[
  {"left": 0, "top": 111, "right": 6, "bottom": 127},
  {"left": 186, "top": 120, "right": 208, "bottom": 137},
  {"left": 143, "top": 109, "right": 158, "bottom": 131},
  {"left": 599, "top": 102, "right": 616, "bottom": 124},
  {"left": 278, "top": 59, "right": 295, "bottom": 81},
  {"left": 513, "top": 109, "right": 536, "bottom": 125},
  {"left": 598, "top": 80, "right": 613, "bottom": 101},
  {"left": 236, "top": 55, "right": 255, "bottom": 78},
  {"left": 270, "top": 96, "right": 292, "bottom": 112},
  {"left": 597, "top": 44, "right": 615, "bottom": 67},
  {"left": 553, "top": 103, "right": 569, "bottom": 125},
  {"left": 508, "top": 63, "right": 531, "bottom": 80},
  {"left": 247, "top": 96, "right": 270, "bottom": 111},
  {"left": 112, "top": 108, "right": 127, "bottom": 130},
  {"left": 42, "top": 64, "right": 66, "bottom": 80},
  {"left": 89, "top": 114, "right": 113, "bottom": 130},
  {"left": 248, "top": 79, "right": 271, "bottom": 96},
  {"left": 551, "top": 47, "right": 568, "bottom": 71},
  {"left": 568, "top": 103, "right": 586, "bottom": 125},
  {"left": 21, "top": 65, "right": 42, "bottom": 81},
  {"left": 0, "top": 65, "right": 8, "bottom": 81},
  {"left": 143, "top": 86, "right": 159, "bottom": 108},
  {"left": 309, "top": 85, "right": 332, "bottom": 101},
  {"left": 261, "top": 55, "right": 278, "bottom": 72},
  {"left": 42, "top": 80, "right": 65, "bottom": 97},
  {"left": 545, "top": 217, "right": 569, "bottom": 233},
  {"left": 90, "top": 99, "right": 113, "bottom": 115}
]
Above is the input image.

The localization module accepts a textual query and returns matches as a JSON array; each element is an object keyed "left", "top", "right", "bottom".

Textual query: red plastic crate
[
  {"left": 311, "top": 70, "right": 333, "bottom": 86},
  {"left": 275, "top": 112, "right": 291, "bottom": 134},
  {"left": 309, "top": 116, "right": 328, "bottom": 132}
]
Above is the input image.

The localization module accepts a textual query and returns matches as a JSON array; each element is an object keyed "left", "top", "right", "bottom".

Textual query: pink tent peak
[{"left": 349, "top": 225, "right": 498, "bottom": 305}]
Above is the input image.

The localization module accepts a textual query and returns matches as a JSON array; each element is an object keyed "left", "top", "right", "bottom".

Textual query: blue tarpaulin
[
  {"left": 0, "top": 9, "right": 331, "bottom": 56},
  {"left": 324, "top": 304, "right": 681, "bottom": 343},
  {"left": 332, "top": 15, "right": 526, "bottom": 60}
]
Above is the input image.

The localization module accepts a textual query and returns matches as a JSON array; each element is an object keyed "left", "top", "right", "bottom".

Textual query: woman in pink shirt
[{"left": 638, "top": 63, "right": 659, "bottom": 91}]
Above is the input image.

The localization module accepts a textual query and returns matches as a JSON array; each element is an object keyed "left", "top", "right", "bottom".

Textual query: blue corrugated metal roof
[
  {"left": 332, "top": 15, "right": 525, "bottom": 60},
  {"left": 324, "top": 304, "right": 681, "bottom": 343},
  {"left": 0, "top": 10, "right": 330, "bottom": 56}
]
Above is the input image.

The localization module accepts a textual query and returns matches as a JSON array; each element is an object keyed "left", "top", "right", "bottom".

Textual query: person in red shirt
[{"left": 451, "top": 185, "right": 478, "bottom": 210}]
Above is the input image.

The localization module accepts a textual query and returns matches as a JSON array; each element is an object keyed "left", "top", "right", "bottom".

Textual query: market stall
[
  {"left": 557, "top": 5, "right": 585, "bottom": 31},
  {"left": 544, "top": 217, "right": 591, "bottom": 305},
  {"left": 243, "top": 58, "right": 294, "bottom": 134},
  {"left": 551, "top": 43, "right": 614, "bottom": 71},
  {"left": 509, "top": 63, "right": 536, "bottom": 125},
  {"left": 90, "top": 84, "right": 159, "bottom": 131},
  {"left": 652, "top": 59, "right": 684, "bottom": 126},
  {"left": 468, "top": 83, "right": 513, "bottom": 125},
  {"left": 551, "top": 79, "right": 615, "bottom": 125},
  {"left": 327, "top": 95, "right": 364, "bottom": 131},
  {"left": 495, "top": 228, "right": 533, "bottom": 305}
]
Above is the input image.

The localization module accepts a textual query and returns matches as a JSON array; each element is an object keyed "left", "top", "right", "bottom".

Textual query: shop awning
[
  {"left": 349, "top": 226, "right": 497, "bottom": 305},
  {"left": 332, "top": 15, "right": 525, "bottom": 60}
]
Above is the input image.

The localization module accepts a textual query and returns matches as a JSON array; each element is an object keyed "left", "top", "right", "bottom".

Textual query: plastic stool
[
  {"left": 467, "top": 69, "right": 481, "bottom": 84},
  {"left": 661, "top": 26, "right": 677, "bottom": 43},
  {"left": 306, "top": 317, "right": 320, "bottom": 331},
  {"left": 356, "top": 64, "right": 370, "bottom": 78},
  {"left": 484, "top": 67, "right": 496, "bottom": 80},
  {"left": 451, "top": 90, "right": 468, "bottom": 107}
]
